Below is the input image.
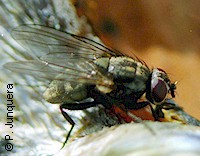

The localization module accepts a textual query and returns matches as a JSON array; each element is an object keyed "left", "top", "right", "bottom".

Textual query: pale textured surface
[{"left": 59, "top": 122, "right": 200, "bottom": 156}]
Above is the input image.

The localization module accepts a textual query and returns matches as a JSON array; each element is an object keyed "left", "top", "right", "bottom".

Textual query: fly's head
[{"left": 146, "top": 68, "right": 177, "bottom": 105}]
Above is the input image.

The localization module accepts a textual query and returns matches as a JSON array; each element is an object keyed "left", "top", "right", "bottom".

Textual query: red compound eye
[{"left": 151, "top": 78, "right": 168, "bottom": 103}]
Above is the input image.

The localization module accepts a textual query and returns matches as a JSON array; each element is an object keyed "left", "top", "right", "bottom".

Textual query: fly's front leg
[
  {"left": 149, "top": 104, "right": 163, "bottom": 120},
  {"left": 161, "top": 102, "right": 183, "bottom": 111},
  {"left": 153, "top": 102, "right": 183, "bottom": 121}
]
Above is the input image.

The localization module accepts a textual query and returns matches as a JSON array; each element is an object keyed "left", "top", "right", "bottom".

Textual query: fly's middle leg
[
  {"left": 124, "top": 100, "right": 163, "bottom": 121},
  {"left": 124, "top": 101, "right": 149, "bottom": 110}
]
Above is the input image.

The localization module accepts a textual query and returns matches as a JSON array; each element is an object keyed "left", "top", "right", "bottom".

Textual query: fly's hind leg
[
  {"left": 60, "top": 101, "right": 98, "bottom": 149},
  {"left": 60, "top": 105, "right": 75, "bottom": 149}
]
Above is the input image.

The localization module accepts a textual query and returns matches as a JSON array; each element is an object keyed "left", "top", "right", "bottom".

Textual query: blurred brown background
[{"left": 72, "top": 0, "right": 200, "bottom": 120}]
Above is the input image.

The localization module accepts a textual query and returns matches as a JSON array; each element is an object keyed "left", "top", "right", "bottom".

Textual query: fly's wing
[
  {"left": 11, "top": 25, "right": 122, "bottom": 60},
  {"left": 4, "top": 58, "right": 114, "bottom": 87},
  {"left": 4, "top": 25, "right": 121, "bottom": 87}
]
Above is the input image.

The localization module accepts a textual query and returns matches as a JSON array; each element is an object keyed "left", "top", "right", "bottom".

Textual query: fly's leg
[
  {"left": 60, "top": 101, "right": 98, "bottom": 149},
  {"left": 60, "top": 105, "right": 75, "bottom": 149},
  {"left": 153, "top": 102, "right": 183, "bottom": 121},
  {"left": 61, "top": 101, "right": 98, "bottom": 110},
  {"left": 124, "top": 101, "right": 149, "bottom": 110},
  {"left": 121, "top": 101, "right": 157, "bottom": 135},
  {"left": 124, "top": 100, "right": 161, "bottom": 121},
  {"left": 149, "top": 104, "right": 162, "bottom": 120},
  {"left": 161, "top": 102, "right": 182, "bottom": 111}
]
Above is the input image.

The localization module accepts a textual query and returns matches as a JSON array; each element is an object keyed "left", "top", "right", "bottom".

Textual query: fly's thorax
[
  {"left": 43, "top": 80, "right": 87, "bottom": 104},
  {"left": 108, "top": 57, "right": 150, "bottom": 80},
  {"left": 123, "top": 79, "right": 147, "bottom": 93},
  {"left": 107, "top": 57, "right": 150, "bottom": 92}
]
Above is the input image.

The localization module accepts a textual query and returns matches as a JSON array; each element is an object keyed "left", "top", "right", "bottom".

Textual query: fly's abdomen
[{"left": 43, "top": 80, "right": 87, "bottom": 104}]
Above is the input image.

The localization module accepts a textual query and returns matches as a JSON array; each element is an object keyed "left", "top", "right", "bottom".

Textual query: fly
[{"left": 4, "top": 25, "right": 180, "bottom": 148}]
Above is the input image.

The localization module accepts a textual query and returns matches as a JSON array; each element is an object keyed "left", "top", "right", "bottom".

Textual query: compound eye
[{"left": 151, "top": 78, "right": 168, "bottom": 103}]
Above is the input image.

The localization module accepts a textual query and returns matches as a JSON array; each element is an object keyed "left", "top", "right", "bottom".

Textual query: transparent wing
[
  {"left": 11, "top": 25, "right": 122, "bottom": 60},
  {"left": 4, "top": 59, "right": 114, "bottom": 86},
  {"left": 5, "top": 25, "right": 122, "bottom": 86}
]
